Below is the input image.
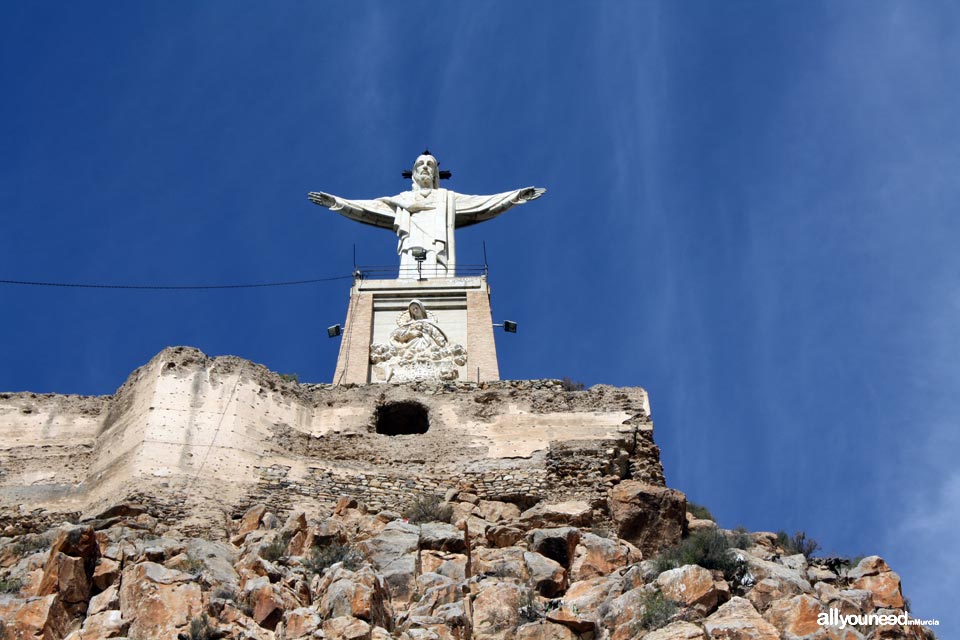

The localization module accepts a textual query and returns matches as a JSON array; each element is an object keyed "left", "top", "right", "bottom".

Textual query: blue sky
[{"left": 2, "top": 1, "right": 957, "bottom": 628}]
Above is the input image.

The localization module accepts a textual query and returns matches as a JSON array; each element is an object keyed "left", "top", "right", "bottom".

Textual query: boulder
[
  {"left": 519, "top": 501, "right": 592, "bottom": 529},
  {"left": 358, "top": 520, "right": 420, "bottom": 602},
  {"left": 643, "top": 621, "right": 708, "bottom": 640},
  {"left": 233, "top": 504, "right": 267, "bottom": 543},
  {"left": 119, "top": 562, "right": 203, "bottom": 639},
  {"left": 74, "top": 610, "right": 127, "bottom": 639},
  {"left": 515, "top": 621, "right": 579, "bottom": 640},
  {"left": 763, "top": 594, "right": 826, "bottom": 640},
  {"left": 92, "top": 558, "right": 120, "bottom": 591},
  {"left": 471, "top": 582, "right": 524, "bottom": 640},
  {"left": 608, "top": 481, "right": 686, "bottom": 556},
  {"left": 569, "top": 532, "right": 641, "bottom": 582},
  {"left": 523, "top": 551, "right": 567, "bottom": 597},
  {"left": 36, "top": 554, "right": 90, "bottom": 609},
  {"left": 848, "top": 557, "right": 904, "bottom": 609},
  {"left": 703, "top": 597, "right": 779, "bottom": 640},
  {"left": 419, "top": 551, "right": 467, "bottom": 581},
  {"left": 746, "top": 577, "right": 803, "bottom": 613},
  {"left": 743, "top": 551, "right": 812, "bottom": 594},
  {"left": 656, "top": 564, "right": 725, "bottom": 615},
  {"left": 316, "top": 565, "right": 393, "bottom": 629},
  {"left": 419, "top": 523, "right": 466, "bottom": 553},
  {"left": 281, "top": 607, "right": 324, "bottom": 638},
  {"left": 476, "top": 500, "right": 521, "bottom": 523},
  {"left": 87, "top": 583, "right": 119, "bottom": 615},
  {"left": 474, "top": 547, "right": 529, "bottom": 582},
  {"left": 0, "top": 594, "right": 74, "bottom": 640},
  {"left": 527, "top": 528, "right": 580, "bottom": 568},
  {"left": 486, "top": 525, "right": 525, "bottom": 549},
  {"left": 323, "top": 615, "right": 373, "bottom": 640}
]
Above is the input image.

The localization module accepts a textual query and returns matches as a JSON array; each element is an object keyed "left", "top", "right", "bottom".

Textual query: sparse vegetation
[
  {"left": 186, "top": 613, "right": 214, "bottom": 640},
  {"left": 403, "top": 494, "right": 452, "bottom": 524},
  {"left": 637, "top": 589, "right": 678, "bottom": 631},
  {"left": 212, "top": 586, "right": 236, "bottom": 602},
  {"left": 0, "top": 577, "right": 23, "bottom": 594},
  {"left": 560, "top": 377, "right": 585, "bottom": 391},
  {"left": 776, "top": 530, "right": 820, "bottom": 559},
  {"left": 179, "top": 557, "right": 206, "bottom": 576},
  {"left": 517, "top": 589, "right": 544, "bottom": 624},
  {"left": 654, "top": 528, "right": 743, "bottom": 580},
  {"left": 686, "top": 501, "right": 715, "bottom": 521},
  {"left": 11, "top": 532, "right": 54, "bottom": 557},
  {"left": 279, "top": 373, "right": 299, "bottom": 383},
  {"left": 303, "top": 542, "right": 362, "bottom": 575},
  {"left": 729, "top": 526, "right": 752, "bottom": 550},
  {"left": 261, "top": 532, "right": 292, "bottom": 562}
]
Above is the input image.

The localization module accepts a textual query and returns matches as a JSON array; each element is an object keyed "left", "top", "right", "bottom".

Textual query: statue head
[
  {"left": 408, "top": 299, "right": 427, "bottom": 320},
  {"left": 411, "top": 154, "right": 439, "bottom": 190}
]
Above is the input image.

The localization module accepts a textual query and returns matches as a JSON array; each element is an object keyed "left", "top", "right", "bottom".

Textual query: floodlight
[
  {"left": 327, "top": 324, "right": 342, "bottom": 338},
  {"left": 503, "top": 320, "right": 518, "bottom": 333}
]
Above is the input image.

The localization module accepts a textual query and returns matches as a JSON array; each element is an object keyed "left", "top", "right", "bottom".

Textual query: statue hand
[
  {"left": 519, "top": 187, "right": 546, "bottom": 202},
  {"left": 308, "top": 191, "right": 337, "bottom": 208}
]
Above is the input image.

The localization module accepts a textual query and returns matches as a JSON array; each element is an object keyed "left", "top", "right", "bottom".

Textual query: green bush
[
  {"left": 637, "top": 590, "right": 678, "bottom": 631},
  {"left": 686, "top": 501, "right": 715, "bottom": 521},
  {"left": 303, "top": 543, "right": 362, "bottom": 575},
  {"left": 776, "top": 530, "right": 820, "bottom": 559},
  {"left": 0, "top": 577, "right": 23, "bottom": 594},
  {"left": 261, "top": 532, "right": 292, "bottom": 562},
  {"left": 560, "top": 377, "right": 585, "bottom": 391},
  {"left": 11, "top": 533, "right": 54, "bottom": 557},
  {"left": 186, "top": 613, "right": 214, "bottom": 640},
  {"left": 654, "top": 529, "right": 741, "bottom": 580},
  {"left": 403, "top": 494, "right": 452, "bottom": 524},
  {"left": 279, "top": 373, "right": 299, "bottom": 383}
]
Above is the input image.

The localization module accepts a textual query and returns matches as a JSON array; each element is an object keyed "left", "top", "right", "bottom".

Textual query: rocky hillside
[{"left": 0, "top": 482, "right": 932, "bottom": 640}]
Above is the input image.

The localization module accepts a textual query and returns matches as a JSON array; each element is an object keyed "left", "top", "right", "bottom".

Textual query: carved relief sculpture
[{"left": 369, "top": 300, "right": 467, "bottom": 382}]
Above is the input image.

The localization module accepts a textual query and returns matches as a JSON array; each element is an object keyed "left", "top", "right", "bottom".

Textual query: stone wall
[{"left": 0, "top": 347, "right": 664, "bottom": 536}]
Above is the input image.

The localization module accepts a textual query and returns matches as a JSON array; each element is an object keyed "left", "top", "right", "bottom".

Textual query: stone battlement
[{"left": 0, "top": 347, "right": 664, "bottom": 535}]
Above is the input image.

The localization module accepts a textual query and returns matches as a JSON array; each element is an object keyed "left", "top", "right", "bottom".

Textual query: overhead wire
[{"left": 0, "top": 274, "right": 355, "bottom": 291}]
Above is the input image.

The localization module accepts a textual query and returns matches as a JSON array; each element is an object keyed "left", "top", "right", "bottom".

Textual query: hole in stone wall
[{"left": 375, "top": 401, "right": 430, "bottom": 435}]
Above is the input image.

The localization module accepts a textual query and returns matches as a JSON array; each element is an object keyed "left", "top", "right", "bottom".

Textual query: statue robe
[{"left": 325, "top": 187, "right": 532, "bottom": 278}]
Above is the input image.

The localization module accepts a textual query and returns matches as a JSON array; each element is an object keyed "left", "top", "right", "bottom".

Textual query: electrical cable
[{"left": 0, "top": 274, "right": 355, "bottom": 291}]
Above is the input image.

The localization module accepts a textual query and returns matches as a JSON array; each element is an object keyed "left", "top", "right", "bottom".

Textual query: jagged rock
[
  {"left": 358, "top": 520, "right": 419, "bottom": 602},
  {"left": 71, "top": 610, "right": 127, "bottom": 639},
  {"left": 184, "top": 539, "right": 239, "bottom": 587},
  {"left": 242, "top": 574, "right": 303, "bottom": 631},
  {"left": 746, "top": 577, "right": 804, "bottom": 613},
  {"left": 519, "top": 501, "right": 592, "bottom": 529},
  {"left": 643, "top": 621, "right": 708, "bottom": 640},
  {"left": 280, "top": 607, "right": 323, "bottom": 638},
  {"left": 474, "top": 547, "right": 529, "bottom": 582},
  {"left": 486, "top": 524, "right": 525, "bottom": 548},
  {"left": 836, "top": 589, "right": 874, "bottom": 615},
  {"left": 316, "top": 565, "right": 393, "bottom": 629},
  {"left": 515, "top": 621, "right": 579, "bottom": 639},
  {"left": 0, "top": 593, "right": 75, "bottom": 640},
  {"left": 407, "top": 572, "right": 460, "bottom": 619},
  {"left": 742, "top": 551, "right": 812, "bottom": 594},
  {"left": 476, "top": 500, "right": 521, "bottom": 523},
  {"left": 563, "top": 574, "right": 622, "bottom": 614},
  {"left": 37, "top": 553, "right": 90, "bottom": 609},
  {"left": 419, "top": 551, "right": 467, "bottom": 581},
  {"left": 608, "top": 481, "right": 686, "bottom": 556},
  {"left": 569, "top": 532, "right": 641, "bottom": 581},
  {"left": 601, "top": 587, "right": 661, "bottom": 640},
  {"left": 656, "top": 564, "right": 725, "bottom": 615},
  {"left": 233, "top": 505, "right": 267, "bottom": 544},
  {"left": 703, "top": 597, "right": 779, "bottom": 640},
  {"left": 545, "top": 608, "right": 596, "bottom": 634},
  {"left": 87, "top": 583, "right": 119, "bottom": 615},
  {"left": 527, "top": 527, "right": 580, "bottom": 569},
  {"left": 763, "top": 594, "right": 826, "bottom": 640},
  {"left": 471, "top": 581, "right": 524, "bottom": 640},
  {"left": 119, "top": 562, "right": 202, "bottom": 639},
  {"left": 92, "top": 557, "right": 120, "bottom": 590},
  {"left": 323, "top": 615, "right": 372, "bottom": 640},
  {"left": 523, "top": 551, "right": 566, "bottom": 597},
  {"left": 418, "top": 523, "right": 466, "bottom": 553},
  {"left": 847, "top": 556, "right": 904, "bottom": 609}
]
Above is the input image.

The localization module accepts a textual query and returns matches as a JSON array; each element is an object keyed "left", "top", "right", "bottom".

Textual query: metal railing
[{"left": 354, "top": 263, "right": 489, "bottom": 280}]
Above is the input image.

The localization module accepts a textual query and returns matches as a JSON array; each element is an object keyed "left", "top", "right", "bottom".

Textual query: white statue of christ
[{"left": 308, "top": 152, "right": 545, "bottom": 278}]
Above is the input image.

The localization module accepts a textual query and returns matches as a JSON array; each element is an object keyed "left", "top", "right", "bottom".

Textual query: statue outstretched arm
[
  {"left": 453, "top": 187, "right": 546, "bottom": 228},
  {"left": 307, "top": 191, "right": 396, "bottom": 231}
]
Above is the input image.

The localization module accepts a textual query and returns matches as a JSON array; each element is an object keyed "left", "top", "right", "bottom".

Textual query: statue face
[
  {"left": 409, "top": 301, "right": 427, "bottom": 320},
  {"left": 413, "top": 155, "right": 438, "bottom": 189}
]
